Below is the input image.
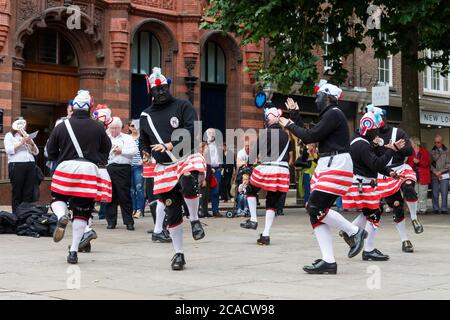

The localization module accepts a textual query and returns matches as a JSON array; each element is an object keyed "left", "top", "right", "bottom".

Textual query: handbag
[{"left": 209, "top": 175, "right": 218, "bottom": 189}]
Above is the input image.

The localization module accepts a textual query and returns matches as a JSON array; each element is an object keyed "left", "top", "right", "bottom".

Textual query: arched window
[
  {"left": 130, "top": 31, "right": 162, "bottom": 119},
  {"left": 201, "top": 42, "right": 226, "bottom": 84},
  {"left": 23, "top": 30, "right": 78, "bottom": 67},
  {"left": 131, "top": 32, "right": 161, "bottom": 74}
]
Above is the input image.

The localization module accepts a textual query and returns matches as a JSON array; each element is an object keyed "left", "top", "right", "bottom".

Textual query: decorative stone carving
[
  {"left": 0, "top": 0, "right": 10, "bottom": 53},
  {"left": 131, "top": 0, "right": 175, "bottom": 10},
  {"left": 94, "top": 8, "right": 104, "bottom": 35},
  {"left": 184, "top": 57, "right": 198, "bottom": 103},
  {"left": 47, "top": 0, "right": 61, "bottom": 8},
  {"left": 17, "top": 0, "right": 40, "bottom": 24},
  {"left": 12, "top": 56, "right": 25, "bottom": 70},
  {"left": 184, "top": 57, "right": 197, "bottom": 77},
  {"left": 79, "top": 67, "right": 106, "bottom": 79},
  {"left": 110, "top": 18, "right": 129, "bottom": 68}
]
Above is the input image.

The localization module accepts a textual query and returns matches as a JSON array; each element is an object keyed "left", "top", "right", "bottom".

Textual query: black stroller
[{"left": 225, "top": 164, "right": 253, "bottom": 218}]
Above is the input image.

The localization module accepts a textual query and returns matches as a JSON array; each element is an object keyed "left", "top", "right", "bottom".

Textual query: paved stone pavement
[{"left": 0, "top": 208, "right": 449, "bottom": 300}]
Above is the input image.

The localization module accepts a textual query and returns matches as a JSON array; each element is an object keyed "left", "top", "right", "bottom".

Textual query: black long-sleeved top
[
  {"left": 286, "top": 104, "right": 349, "bottom": 154},
  {"left": 46, "top": 110, "right": 111, "bottom": 166},
  {"left": 253, "top": 123, "right": 290, "bottom": 163},
  {"left": 374, "top": 125, "right": 413, "bottom": 167},
  {"left": 350, "top": 134, "right": 394, "bottom": 178},
  {"left": 139, "top": 97, "right": 197, "bottom": 164}
]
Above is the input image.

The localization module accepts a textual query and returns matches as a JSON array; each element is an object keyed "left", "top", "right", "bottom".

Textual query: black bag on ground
[
  {"left": 0, "top": 211, "right": 17, "bottom": 234},
  {"left": 14, "top": 203, "right": 56, "bottom": 238}
]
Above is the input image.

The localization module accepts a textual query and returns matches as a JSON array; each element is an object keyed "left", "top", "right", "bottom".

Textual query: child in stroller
[{"left": 225, "top": 165, "right": 253, "bottom": 218}]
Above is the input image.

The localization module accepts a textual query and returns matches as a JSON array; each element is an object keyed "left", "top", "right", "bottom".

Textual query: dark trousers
[
  {"left": 106, "top": 164, "right": 134, "bottom": 226},
  {"left": 276, "top": 192, "right": 287, "bottom": 213},
  {"left": 200, "top": 184, "right": 210, "bottom": 216},
  {"left": 8, "top": 162, "right": 36, "bottom": 213},
  {"left": 220, "top": 171, "right": 233, "bottom": 201}
]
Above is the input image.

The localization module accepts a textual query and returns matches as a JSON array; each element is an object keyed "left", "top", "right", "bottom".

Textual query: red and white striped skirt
[
  {"left": 51, "top": 160, "right": 111, "bottom": 200},
  {"left": 310, "top": 153, "right": 353, "bottom": 196},
  {"left": 343, "top": 176, "right": 380, "bottom": 210},
  {"left": 377, "top": 164, "right": 417, "bottom": 199},
  {"left": 142, "top": 153, "right": 206, "bottom": 195},
  {"left": 95, "top": 168, "right": 113, "bottom": 203},
  {"left": 249, "top": 162, "right": 290, "bottom": 193}
]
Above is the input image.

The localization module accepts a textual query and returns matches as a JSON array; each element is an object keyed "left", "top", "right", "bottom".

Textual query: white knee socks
[
  {"left": 169, "top": 223, "right": 184, "bottom": 254},
  {"left": 154, "top": 200, "right": 165, "bottom": 234},
  {"left": 395, "top": 219, "right": 409, "bottom": 242},
  {"left": 364, "top": 221, "right": 377, "bottom": 252},
  {"left": 84, "top": 218, "right": 93, "bottom": 233},
  {"left": 51, "top": 201, "right": 68, "bottom": 220},
  {"left": 352, "top": 213, "right": 367, "bottom": 229},
  {"left": 262, "top": 209, "right": 275, "bottom": 237},
  {"left": 247, "top": 197, "right": 258, "bottom": 223},
  {"left": 184, "top": 197, "right": 200, "bottom": 222},
  {"left": 322, "top": 209, "right": 359, "bottom": 236},
  {"left": 406, "top": 201, "right": 418, "bottom": 220},
  {"left": 70, "top": 219, "right": 87, "bottom": 252},
  {"left": 314, "top": 224, "right": 335, "bottom": 263}
]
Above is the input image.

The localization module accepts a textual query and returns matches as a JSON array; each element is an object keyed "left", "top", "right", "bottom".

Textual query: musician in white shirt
[
  {"left": 105, "top": 117, "right": 138, "bottom": 230},
  {"left": 4, "top": 117, "right": 39, "bottom": 213}
]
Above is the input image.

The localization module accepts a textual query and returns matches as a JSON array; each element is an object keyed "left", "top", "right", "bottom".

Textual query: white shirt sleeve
[
  {"left": 121, "top": 134, "right": 139, "bottom": 157},
  {"left": 4, "top": 132, "right": 16, "bottom": 155}
]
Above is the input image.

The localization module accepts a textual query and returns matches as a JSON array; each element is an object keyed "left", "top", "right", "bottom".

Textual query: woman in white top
[
  {"left": 4, "top": 117, "right": 39, "bottom": 213},
  {"left": 128, "top": 120, "right": 145, "bottom": 219}
]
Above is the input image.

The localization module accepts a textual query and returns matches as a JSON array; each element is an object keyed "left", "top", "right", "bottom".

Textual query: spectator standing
[
  {"left": 206, "top": 128, "right": 223, "bottom": 217},
  {"left": 129, "top": 121, "right": 145, "bottom": 219},
  {"left": 106, "top": 117, "right": 138, "bottom": 230},
  {"left": 220, "top": 143, "right": 235, "bottom": 202},
  {"left": 303, "top": 143, "right": 318, "bottom": 204},
  {"left": 407, "top": 137, "right": 431, "bottom": 214},
  {"left": 430, "top": 134, "right": 450, "bottom": 214},
  {"left": 4, "top": 117, "right": 39, "bottom": 213},
  {"left": 236, "top": 138, "right": 250, "bottom": 169},
  {"left": 199, "top": 142, "right": 212, "bottom": 218}
]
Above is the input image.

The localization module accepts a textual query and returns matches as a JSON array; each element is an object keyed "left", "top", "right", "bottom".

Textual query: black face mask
[
  {"left": 365, "top": 129, "right": 379, "bottom": 142},
  {"left": 151, "top": 84, "right": 172, "bottom": 105},
  {"left": 315, "top": 92, "right": 329, "bottom": 113}
]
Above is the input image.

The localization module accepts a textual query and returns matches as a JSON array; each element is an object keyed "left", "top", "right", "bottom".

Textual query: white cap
[{"left": 72, "top": 90, "right": 92, "bottom": 111}]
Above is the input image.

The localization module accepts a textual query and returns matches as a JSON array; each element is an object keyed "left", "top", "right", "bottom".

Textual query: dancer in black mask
[{"left": 140, "top": 67, "right": 207, "bottom": 270}]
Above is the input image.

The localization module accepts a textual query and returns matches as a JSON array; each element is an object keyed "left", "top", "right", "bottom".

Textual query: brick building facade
[
  {"left": 0, "top": 0, "right": 266, "bottom": 181},
  {"left": 0, "top": 0, "right": 448, "bottom": 184}
]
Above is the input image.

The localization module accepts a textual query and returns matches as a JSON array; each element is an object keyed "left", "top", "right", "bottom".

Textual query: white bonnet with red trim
[
  {"left": 314, "top": 79, "right": 343, "bottom": 99},
  {"left": 264, "top": 107, "right": 282, "bottom": 120},
  {"left": 92, "top": 104, "right": 112, "bottom": 128},
  {"left": 147, "top": 67, "right": 168, "bottom": 89},
  {"left": 360, "top": 111, "right": 383, "bottom": 136}
]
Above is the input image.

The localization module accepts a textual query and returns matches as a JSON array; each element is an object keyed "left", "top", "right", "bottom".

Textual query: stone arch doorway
[
  {"left": 200, "top": 31, "right": 242, "bottom": 134},
  {"left": 12, "top": 7, "right": 104, "bottom": 175},
  {"left": 21, "top": 28, "right": 80, "bottom": 174},
  {"left": 130, "top": 19, "right": 178, "bottom": 119}
]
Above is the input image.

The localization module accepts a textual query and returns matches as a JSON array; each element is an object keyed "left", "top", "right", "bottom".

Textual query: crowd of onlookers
[{"left": 4, "top": 105, "right": 450, "bottom": 220}]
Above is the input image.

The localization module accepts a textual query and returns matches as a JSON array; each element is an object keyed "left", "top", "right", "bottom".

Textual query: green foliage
[{"left": 203, "top": 0, "right": 450, "bottom": 92}]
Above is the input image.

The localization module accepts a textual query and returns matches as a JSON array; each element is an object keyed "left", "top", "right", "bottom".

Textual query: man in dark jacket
[
  {"left": 47, "top": 90, "right": 111, "bottom": 264},
  {"left": 140, "top": 67, "right": 206, "bottom": 271},
  {"left": 279, "top": 81, "right": 367, "bottom": 274}
]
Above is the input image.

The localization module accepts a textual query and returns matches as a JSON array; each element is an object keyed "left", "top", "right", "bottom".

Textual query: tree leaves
[{"left": 203, "top": 0, "right": 450, "bottom": 93}]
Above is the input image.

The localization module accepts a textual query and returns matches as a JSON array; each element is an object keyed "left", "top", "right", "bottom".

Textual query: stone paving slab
[{"left": 0, "top": 209, "right": 450, "bottom": 300}]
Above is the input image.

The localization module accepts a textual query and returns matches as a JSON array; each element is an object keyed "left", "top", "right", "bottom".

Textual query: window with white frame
[
  {"left": 323, "top": 32, "right": 333, "bottom": 71},
  {"left": 378, "top": 57, "right": 392, "bottom": 86},
  {"left": 423, "top": 50, "right": 450, "bottom": 95},
  {"left": 377, "top": 33, "right": 393, "bottom": 86}
]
